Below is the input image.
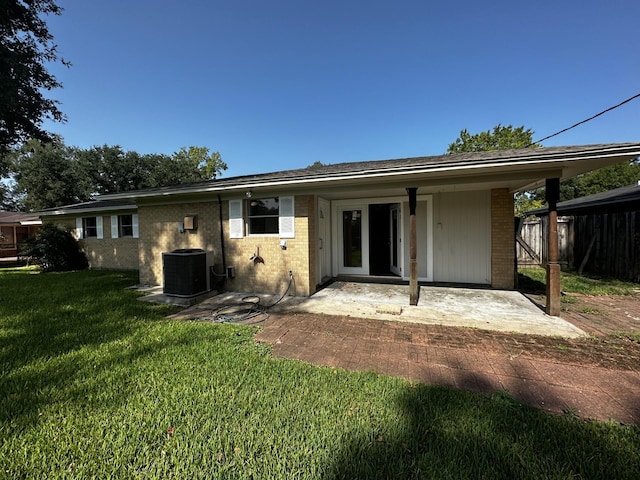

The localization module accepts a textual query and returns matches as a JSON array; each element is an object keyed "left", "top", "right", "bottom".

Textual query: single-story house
[
  {"left": 38, "top": 200, "right": 139, "bottom": 270},
  {"left": 0, "top": 211, "right": 41, "bottom": 258},
  {"left": 39, "top": 143, "right": 640, "bottom": 315}
]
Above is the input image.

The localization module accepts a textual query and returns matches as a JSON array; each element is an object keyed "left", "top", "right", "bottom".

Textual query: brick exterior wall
[
  {"left": 46, "top": 215, "right": 139, "bottom": 270},
  {"left": 224, "top": 195, "right": 315, "bottom": 296},
  {"left": 490, "top": 188, "right": 515, "bottom": 289},
  {"left": 137, "top": 195, "right": 315, "bottom": 296},
  {"left": 137, "top": 201, "right": 222, "bottom": 286}
]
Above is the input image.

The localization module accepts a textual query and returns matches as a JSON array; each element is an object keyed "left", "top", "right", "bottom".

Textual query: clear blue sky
[{"left": 44, "top": 0, "right": 640, "bottom": 178}]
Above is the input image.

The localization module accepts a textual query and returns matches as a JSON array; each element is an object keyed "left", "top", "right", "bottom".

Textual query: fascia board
[{"left": 39, "top": 204, "right": 137, "bottom": 216}]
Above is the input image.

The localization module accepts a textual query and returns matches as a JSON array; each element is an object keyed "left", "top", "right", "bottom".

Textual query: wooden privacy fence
[
  {"left": 516, "top": 217, "right": 573, "bottom": 267},
  {"left": 573, "top": 211, "right": 640, "bottom": 283},
  {"left": 516, "top": 213, "right": 640, "bottom": 282}
]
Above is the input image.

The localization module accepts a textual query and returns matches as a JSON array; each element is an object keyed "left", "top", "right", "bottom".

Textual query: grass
[
  {"left": 518, "top": 266, "right": 640, "bottom": 295},
  {"left": 2, "top": 268, "right": 640, "bottom": 479}
]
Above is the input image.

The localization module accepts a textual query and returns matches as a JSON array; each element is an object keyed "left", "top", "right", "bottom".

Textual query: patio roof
[{"left": 99, "top": 143, "right": 640, "bottom": 201}]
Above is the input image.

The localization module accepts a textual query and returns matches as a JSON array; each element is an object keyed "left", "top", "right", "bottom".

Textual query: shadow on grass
[
  {"left": 517, "top": 272, "right": 546, "bottom": 294},
  {"left": 326, "top": 381, "right": 640, "bottom": 479}
]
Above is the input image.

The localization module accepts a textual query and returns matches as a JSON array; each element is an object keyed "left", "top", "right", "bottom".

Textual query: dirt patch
[
  {"left": 524, "top": 291, "right": 640, "bottom": 334},
  {"left": 423, "top": 293, "right": 640, "bottom": 370}
]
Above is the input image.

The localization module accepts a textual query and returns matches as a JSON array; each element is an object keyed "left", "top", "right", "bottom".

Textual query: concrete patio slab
[{"left": 172, "top": 281, "right": 587, "bottom": 338}]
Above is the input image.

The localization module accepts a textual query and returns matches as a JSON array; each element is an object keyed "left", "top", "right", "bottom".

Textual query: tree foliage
[
  {"left": 172, "top": 146, "right": 227, "bottom": 180},
  {"left": 447, "top": 125, "right": 542, "bottom": 215},
  {"left": 6, "top": 139, "right": 226, "bottom": 210},
  {"left": 447, "top": 125, "right": 539, "bottom": 153},
  {"left": 541, "top": 159, "right": 640, "bottom": 203},
  {"left": 0, "top": 0, "right": 67, "bottom": 153},
  {"left": 446, "top": 124, "right": 640, "bottom": 211},
  {"left": 11, "top": 138, "right": 91, "bottom": 210}
]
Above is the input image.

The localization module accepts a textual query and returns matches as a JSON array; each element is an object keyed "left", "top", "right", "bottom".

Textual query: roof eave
[
  {"left": 38, "top": 204, "right": 137, "bottom": 217},
  {"left": 100, "top": 143, "right": 640, "bottom": 201}
]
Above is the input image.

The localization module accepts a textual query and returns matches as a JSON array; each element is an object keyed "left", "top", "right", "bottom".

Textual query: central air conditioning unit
[{"left": 162, "top": 249, "right": 208, "bottom": 297}]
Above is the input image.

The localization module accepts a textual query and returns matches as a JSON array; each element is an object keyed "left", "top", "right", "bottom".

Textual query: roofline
[
  {"left": 100, "top": 143, "right": 640, "bottom": 201},
  {"left": 39, "top": 204, "right": 137, "bottom": 216}
]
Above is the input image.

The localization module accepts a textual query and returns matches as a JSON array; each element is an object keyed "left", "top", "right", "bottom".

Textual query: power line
[{"left": 531, "top": 92, "right": 640, "bottom": 145}]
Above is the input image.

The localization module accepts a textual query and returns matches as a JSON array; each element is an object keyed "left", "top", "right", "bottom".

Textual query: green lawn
[
  {"left": 518, "top": 266, "right": 640, "bottom": 296},
  {"left": 1, "top": 269, "right": 639, "bottom": 479}
]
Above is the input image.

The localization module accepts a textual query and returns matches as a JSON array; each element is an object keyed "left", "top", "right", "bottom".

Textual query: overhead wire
[{"left": 530, "top": 92, "right": 640, "bottom": 146}]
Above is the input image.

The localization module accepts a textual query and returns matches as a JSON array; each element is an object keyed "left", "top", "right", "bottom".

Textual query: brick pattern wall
[
  {"left": 137, "top": 201, "right": 222, "bottom": 286},
  {"left": 491, "top": 188, "right": 515, "bottom": 289},
  {"left": 138, "top": 196, "right": 315, "bottom": 296},
  {"left": 224, "top": 195, "right": 314, "bottom": 296},
  {"left": 46, "top": 216, "right": 139, "bottom": 270}
]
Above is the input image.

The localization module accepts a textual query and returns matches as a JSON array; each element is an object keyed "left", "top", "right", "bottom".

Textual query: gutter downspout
[{"left": 218, "top": 194, "right": 227, "bottom": 283}]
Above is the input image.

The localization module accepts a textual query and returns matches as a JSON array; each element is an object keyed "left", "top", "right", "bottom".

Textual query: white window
[
  {"left": 111, "top": 214, "right": 138, "bottom": 238},
  {"left": 228, "top": 196, "right": 294, "bottom": 238},
  {"left": 248, "top": 197, "right": 279, "bottom": 235},
  {"left": 76, "top": 216, "right": 103, "bottom": 239}
]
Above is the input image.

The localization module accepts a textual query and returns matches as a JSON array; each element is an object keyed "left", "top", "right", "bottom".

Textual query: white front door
[{"left": 337, "top": 205, "right": 369, "bottom": 275}]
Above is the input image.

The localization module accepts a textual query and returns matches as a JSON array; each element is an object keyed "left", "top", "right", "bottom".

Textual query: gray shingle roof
[
  {"left": 527, "top": 182, "right": 640, "bottom": 216},
  {"left": 0, "top": 211, "right": 42, "bottom": 224},
  {"left": 99, "top": 142, "right": 640, "bottom": 199},
  {"left": 37, "top": 200, "right": 136, "bottom": 215}
]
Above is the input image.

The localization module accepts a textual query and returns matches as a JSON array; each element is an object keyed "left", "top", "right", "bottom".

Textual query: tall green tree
[
  {"left": 8, "top": 139, "right": 227, "bottom": 209},
  {"left": 171, "top": 146, "right": 227, "bottom": 180},
  {"left": 11, "top": 138, "right": 92, "bottom": 210},
  {"left": 0, "top": 0, "right": 68, "bottom": 153},
  {"left": 77, "top": 145, "right": 156, "bottom": 195},
  {"left": 447, "top": 125, "right": 543, "bottom": 215},
  {"left": 535, "top": 159, "right": 640, "bottom": 202},
  {"left": 447, "top": 125, "right": 538, "bottom": 153}
]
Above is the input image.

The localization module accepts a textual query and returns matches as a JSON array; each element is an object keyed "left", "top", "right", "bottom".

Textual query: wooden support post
[
  {"left": 545, "top": 178, "right": 561, "bottom": 316},
  {"left": 406, "top": 187, "right": 419, "bottom": 305}
]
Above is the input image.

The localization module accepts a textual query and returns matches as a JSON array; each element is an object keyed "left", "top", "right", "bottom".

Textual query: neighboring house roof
[
  {"left": 527, "top": 182, "right": 640, "bottom": 216},
  {"left": 0, "top": 211, "right": 42, "bottom": 225},
  {"left": 38, "top": 200, "right": 137, "bottom": 216},
  {"left": 98, "top": 142, "right": 640, "bottom": 201}
]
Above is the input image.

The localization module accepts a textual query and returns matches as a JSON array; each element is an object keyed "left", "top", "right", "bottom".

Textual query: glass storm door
[{"left": 338, "top": 206, "right": 369, "bottom": 275}]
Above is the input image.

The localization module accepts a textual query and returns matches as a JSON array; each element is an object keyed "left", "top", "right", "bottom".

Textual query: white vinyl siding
[{"left": 432, "top": 191, "right": 491, "bottom": 284}]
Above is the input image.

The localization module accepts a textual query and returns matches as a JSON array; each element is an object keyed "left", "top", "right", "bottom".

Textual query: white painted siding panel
[{"left": 433, "top": 191, "right": 491, "bottom": 284}]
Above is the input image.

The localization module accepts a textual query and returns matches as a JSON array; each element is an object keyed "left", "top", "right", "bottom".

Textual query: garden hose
[{"left": 201, "top": 271, "right": 294, "bottom": 325}]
